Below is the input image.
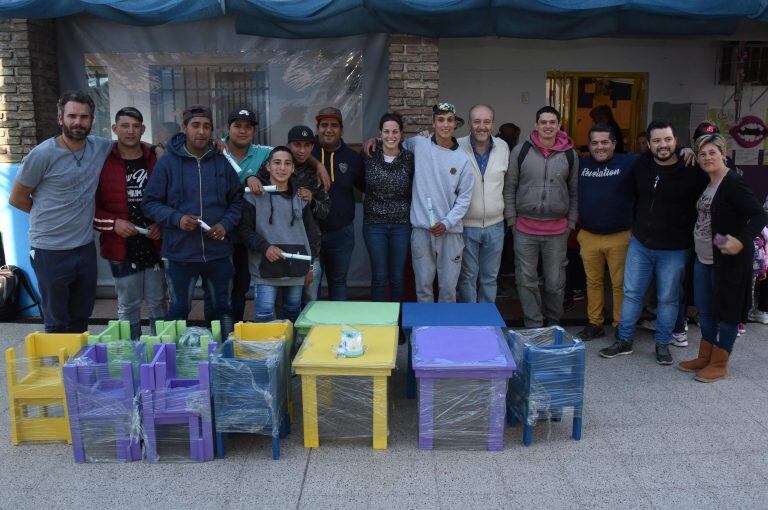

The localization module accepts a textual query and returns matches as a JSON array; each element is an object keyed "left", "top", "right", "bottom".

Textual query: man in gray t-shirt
[{"left": 9, "top": 91, "right": 113, "bottom": 333}]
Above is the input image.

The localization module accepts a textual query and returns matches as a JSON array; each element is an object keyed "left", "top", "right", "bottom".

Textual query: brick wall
[
  {"left": 0, "top": 19, "right": 59, "bottom": 163},
  {"left": 388, "top": 35, "right": 439, "bottom": 135}
]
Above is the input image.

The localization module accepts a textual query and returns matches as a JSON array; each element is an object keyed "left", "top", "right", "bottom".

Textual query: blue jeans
[
  {"left": 166, "top": 257, "right": 234, "bottom": 338},
  {"left": 203, "top": 243, "right": 249, "bottom": 323},
  {"left": 320, "top": 223, "right": 355, "bottom": 301},
  {"left": 617, "top": 237, "right": 688, "bottom": 345},
  {"left": 458, "top": 222, "right": 505, "bottom": 303},
  {"left": 254, "top": 284, "right": 303, "bottom": 323},
  {"left": 111, "top": 262, "right": 167, "bottom": 339},
  {"left": 30, "top": 242, "right": 97, "bottom": 333},
  {"left": 363, "top": 223, "right": 411, "bottom": 302},
  {"left": 694, "top": 259, "right": 738, "bottom": 352},
  {"left": 303, "top": 258, "right": 322, "bottom": 304}
]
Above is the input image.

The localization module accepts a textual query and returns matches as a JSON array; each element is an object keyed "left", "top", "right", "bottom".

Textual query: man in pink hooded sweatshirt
[{"left": 503, "top": 106, "right": 579, "bottom": 327}]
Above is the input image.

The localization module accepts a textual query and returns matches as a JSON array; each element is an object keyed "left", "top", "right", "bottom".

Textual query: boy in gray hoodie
[{"left": 404, "top": 103, "right": 475, "bottom": 302}]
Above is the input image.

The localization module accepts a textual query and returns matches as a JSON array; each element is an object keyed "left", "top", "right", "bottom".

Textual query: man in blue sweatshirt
[
  {"left": 312, "top": 107, "right": 364, "bottom": 301},
  {"left": 575, "top": 125, "right": 637, "bottom": 341},
  {"left": 406, "top": 103, "right": 475, "bottom": 302},
  {"left": 142, "top": 104, "right": 243, "bottom": 337}
]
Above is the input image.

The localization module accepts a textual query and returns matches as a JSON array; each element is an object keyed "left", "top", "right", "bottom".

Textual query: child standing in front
[{"left": 238, "top": 147, "right": 319, "bottom": 322}]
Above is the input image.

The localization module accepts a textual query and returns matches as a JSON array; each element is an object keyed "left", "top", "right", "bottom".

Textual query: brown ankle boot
[
  {"left": 695, "top": 345, "right": 730, "bottom": 382},
  {"left": 677, "top": 340, "right": 713, "bottom": 372}
]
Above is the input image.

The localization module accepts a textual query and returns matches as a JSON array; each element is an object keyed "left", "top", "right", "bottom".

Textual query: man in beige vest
[{"left": 457, "top": 104, "right": 510, "bottom": 303}]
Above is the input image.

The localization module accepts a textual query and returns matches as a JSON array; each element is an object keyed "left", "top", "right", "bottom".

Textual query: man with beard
[
  {"left": 600, "top": 120, "right": 707, "bottom": 365},
  {"left": 457, "top": 104, "right": 509, "bottom": 303},
  {"left": 142, "top": 104, "right": 242, "bottom": 338},
  {"left": 8, "top": 91, "right": 115, "bottom": 333},
  {"left": 94, "top": 107, "right": 165, "bottom": 339}
]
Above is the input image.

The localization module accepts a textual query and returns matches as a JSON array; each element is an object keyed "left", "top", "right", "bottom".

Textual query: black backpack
[{"left": 0, "top": 265, "right": 41, "bottom": 321}]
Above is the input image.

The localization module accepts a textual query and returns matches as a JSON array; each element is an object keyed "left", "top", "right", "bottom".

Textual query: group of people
[{"left": 8, "top": 90, "right": 768, "bottom": 384}]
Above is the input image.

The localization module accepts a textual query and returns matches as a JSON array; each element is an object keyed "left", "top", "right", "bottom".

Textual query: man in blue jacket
[
  {"left": 312, "top": 107, "right": 363, "bottom": 301},
  {"left": 142, "top": 104, "right": 242, "bottom": 337}
]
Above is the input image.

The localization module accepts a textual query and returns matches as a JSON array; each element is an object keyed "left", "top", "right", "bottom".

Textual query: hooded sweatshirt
[
  {"left": 141, "top": 132, "right": 243, "bottom": 263},
  {"left": 503, "top": 131, "right": 579, "bottom": 235},
  {"left": 404, "top": 135, "right": 474, "bottom": 233},
  {"left": 237, "top": 174, "right": 318, "bottom": 286},
  {"left": 312, "top": 139, "right": 364, "bottom": 232}
]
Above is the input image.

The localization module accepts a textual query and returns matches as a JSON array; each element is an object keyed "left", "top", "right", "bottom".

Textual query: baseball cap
[
  {"left": 432, "top": 102, "right": 465, "bottom": 128},
  {"left": 228, "top": 108, "right": 258, "bottom": 126},
  {"left": 182, "top": 104, "right": 213, "bottom": 125},
  {"left": 315, "top": 107, "right": 343, "bottom": 124},
  {"left": 287, "top": 125, "right": 316, "bottom": 143}
]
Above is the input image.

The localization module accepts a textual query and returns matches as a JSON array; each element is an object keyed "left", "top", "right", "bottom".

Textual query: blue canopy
[
  {"left": 1, "top": 0, "right": 766, "bottom": 36},
  {"left": 0, "top": 0, "right": 224, "bottom": 25}
]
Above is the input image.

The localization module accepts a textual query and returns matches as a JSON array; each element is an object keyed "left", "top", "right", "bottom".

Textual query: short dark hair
[
  {"left": 57, "top": 90, "right": 95, "bottom": 117},
  {"left": 114, "top": 106, "right": 143, "bottom": 124},
  {"left": 589, "top": 124, "right": 616, "bottom": 142},
  {"left": 646, "top": 120, "right": 677, "bottom": 138},
  {"left": 267, "top": 145, "right": 296, "bottom": 164},
  {"left": 536, "top": 106, "right": 561, "bottom": 123},
  {"left": 379, "top": 112, "right": 404, "bottom": 131}
]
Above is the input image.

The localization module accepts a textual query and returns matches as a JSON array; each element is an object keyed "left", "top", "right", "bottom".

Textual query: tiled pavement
[{"left": 1, "top": 320, "right": 767, "bottom": 509}]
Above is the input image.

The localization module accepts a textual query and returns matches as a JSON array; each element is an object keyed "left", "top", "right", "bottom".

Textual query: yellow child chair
[
  {"left": 5, "top": 332, "right": 89, "bottom": 444},
  {"left": 233, "top": 321, "right": 295, "bottom": 420}
]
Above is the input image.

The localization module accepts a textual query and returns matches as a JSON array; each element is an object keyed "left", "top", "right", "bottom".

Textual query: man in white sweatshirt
[
  {"left": 457, "top": 104, "right": 510, "bottom": 303},
  {"left": 404, "top": 103, "right": 475, "bottom": 302}
]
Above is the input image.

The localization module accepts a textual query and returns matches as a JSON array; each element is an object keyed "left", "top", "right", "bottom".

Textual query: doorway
[{"left": 546, "top": 72, "right": 646, "bottom": 154}]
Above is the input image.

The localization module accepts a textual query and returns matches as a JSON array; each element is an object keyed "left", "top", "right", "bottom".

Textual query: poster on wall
[{"left": 708, "top": 108, "right": 767, "bottom": 166}]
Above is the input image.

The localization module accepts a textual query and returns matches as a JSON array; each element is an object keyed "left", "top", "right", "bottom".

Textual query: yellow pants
[{"left": 577, "top": 229, "right": 631, "bottom": 327}]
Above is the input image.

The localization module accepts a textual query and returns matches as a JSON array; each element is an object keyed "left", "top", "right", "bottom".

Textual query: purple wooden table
[{"left": 412, "top": 326, "right": 515, "bottom": 451}]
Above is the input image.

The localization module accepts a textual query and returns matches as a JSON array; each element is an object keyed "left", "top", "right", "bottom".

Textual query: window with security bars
[
  {"left": 719, "top": 42, "right": 768, "bottom": 85},
  {"left": 86, "top": 66, "right": 111, "bottom": 139},
  {"left": 149, "top": 64, "right": 270, "bottom": 145}
]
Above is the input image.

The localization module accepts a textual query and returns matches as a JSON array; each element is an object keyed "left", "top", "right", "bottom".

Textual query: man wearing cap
[
  {"left": 286, "top": 126, "right": 329, "bottom": 301},
  {"left": 94, "top": 106, "right": 165, "bottom": 339},
  {"left": 457, "top": 104, "right": 510, "bottom": 304},
  {"left": 200, "top": 108, "right": 271, "bottom": 324},
  {"left": 405, "top": 102, "right": 474, "bottom": 302},
  {"left": 312, "top": 107, "right": 364, "bottom": 301},
  {"left": 142, "top": 104, "right": 243, "bottom": 337}
]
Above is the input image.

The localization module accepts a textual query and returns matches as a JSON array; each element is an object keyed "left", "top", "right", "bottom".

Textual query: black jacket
[
  {"left": 312, "top": 140, "right": 364, "bottom": 232},
  {"left": 709, "top": 170, "right": 768, "bottom": 324},
  {"left": 631, "top": 152, "right": 708, "bottom": 250}
]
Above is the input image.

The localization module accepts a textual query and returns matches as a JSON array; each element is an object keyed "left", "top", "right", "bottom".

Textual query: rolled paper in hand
[
  {"left": 283, "top": 252, "right": 312, "bottom": 261},
  {"left": 223, "top": 149, "right": 244, "bottom": 174},
  {"left": 244, "top": 185, "right": 277, "bottom": 193},
  {"left": 134, "top": 225, "right": 149, "bottom": 235},
  {"left": 197, "top": 218, "right": 212, "bottom": 231}
]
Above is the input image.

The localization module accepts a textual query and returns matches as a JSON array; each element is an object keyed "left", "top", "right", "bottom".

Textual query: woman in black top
[
  {"left": 360, "top": 112, "right": 415, "bottom": 301},
  {"left": 678, "top": 133, "right": 768, "bottom": 382}
]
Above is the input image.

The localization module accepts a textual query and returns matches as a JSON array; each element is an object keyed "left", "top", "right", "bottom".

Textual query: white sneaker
[
  {"left": 639, "top": 319, "right": 656, "bottom": 331},
  {"left": 670, "top": 331, "right": 688, "bottom": 347},
  {"left": 748, "top": 309, "right": 768, "bottom": 325},
  {"left": 738, "top": 324, "right": 746, "bottom": 336}
]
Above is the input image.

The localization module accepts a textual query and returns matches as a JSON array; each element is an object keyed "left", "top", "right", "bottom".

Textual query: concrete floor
[{"left": 1, "top": 320, "right": 767, "bottom": 509}]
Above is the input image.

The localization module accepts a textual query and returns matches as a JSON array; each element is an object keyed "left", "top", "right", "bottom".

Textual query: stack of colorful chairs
[
  {"left": 139, "top": 343, "right": 215, "bottom": 462},
  {"left": 63, "top": 342, "right": 145, "bottom": 462},
  {"left": 5, "top": 332, "right": 88, "bottom": 444},
  {"left": 506, "top": 327, "right": 585, "bottom": 446},
  {"left": 210, "top": 340, "right": 287, "bottom": 459}
]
